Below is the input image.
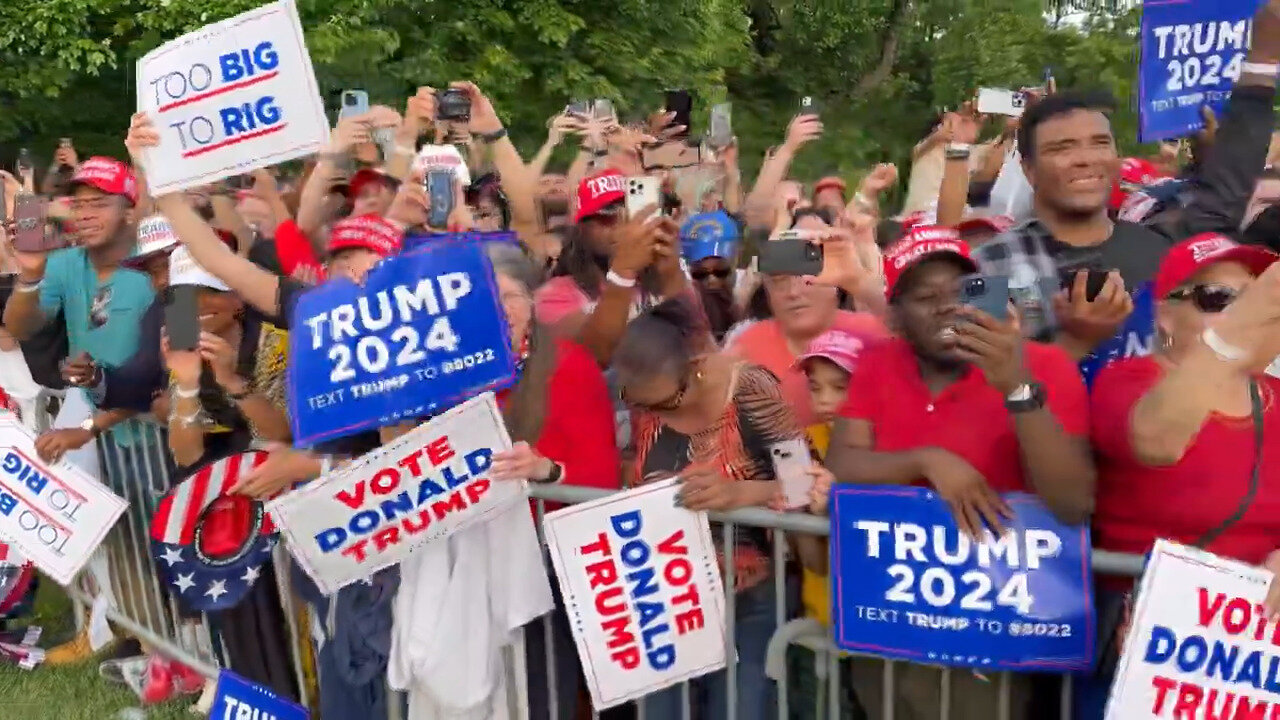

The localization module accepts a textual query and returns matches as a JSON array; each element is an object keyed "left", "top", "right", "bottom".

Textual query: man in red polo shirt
[{"left": 826, "top": 226, "right": 1095, "bottom": 538}]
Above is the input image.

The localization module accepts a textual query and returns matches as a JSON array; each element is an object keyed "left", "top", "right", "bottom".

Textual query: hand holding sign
[
  {"left": 917, "top": 447, "right": 1011, "bottom": 540},
  {"left": 491, "top": 441, "right": 554, "bottom": 482}
]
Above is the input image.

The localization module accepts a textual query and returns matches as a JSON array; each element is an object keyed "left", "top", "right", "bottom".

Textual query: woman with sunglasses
[
  {"left": 1078, "top": 234, "right": 1280, "bottom": 719},
  {"left": 613, "top": 296, "right": 804, "bottom": 720}
]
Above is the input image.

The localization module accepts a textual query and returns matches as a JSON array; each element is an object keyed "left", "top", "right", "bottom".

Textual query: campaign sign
[
  {"left": 286, "top": 233, "right": 516, "bottom": 447},
  {"left": 1080, "top": 282, "right": 1156, "bottom": 386},
  {"left": 268, "top": 394, "right": 525, "bottom": 595},
  {"left": 543, "top": 478, "right": 728, "bottom": 709},
  {"left": 0, "top": 417, "right": 127, "bottom": 585},
  {"left": 1138, "top": 0, "right": 1262, "bottom": 142},
  {"left": 1106, "top": 541, "right": 1280, "bottom": 719},
  {"left": 135, "top": 0, "right": 328, "bottom": 193},
  {"left": 211, "top": 669, "right": 309, "bottom": 720},
  {"left": 831, "top": 487, "right": 1094, "bottom": 671}
]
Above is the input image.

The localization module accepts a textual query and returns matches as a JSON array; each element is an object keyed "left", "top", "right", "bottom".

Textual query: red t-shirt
[
  {"left": 500, "top": 338, "right": 620, "bottom": 496},
  {"left": 839, "top": 338, "right": 1088, "bottom": 493},
  {"left": 273, "top": 219, "right": 325, "bottom": 279},
  {"left": 1091, "top": 356, "right": 1280, "bottom": 568}
]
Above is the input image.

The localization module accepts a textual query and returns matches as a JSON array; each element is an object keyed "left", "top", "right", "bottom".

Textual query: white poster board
[
  {"left": 135, "top": 0, "right": 328, "bottom": 193},
  {"left": 0, "top": 415, "right": 127, "bottom": 585},
  {"left": 1107, "top": 539, "right": 1280, "bottom": 719},
  {"left": 543, "top": 478, "right": 728, "bottom": 709},
  {"left": 267, "top": 393, "right": 526, "bottom": 595}
]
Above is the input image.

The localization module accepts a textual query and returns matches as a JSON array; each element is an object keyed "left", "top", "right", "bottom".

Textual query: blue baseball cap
[{"left": 680, "top": 211, "right": 740, "bottom": 263}]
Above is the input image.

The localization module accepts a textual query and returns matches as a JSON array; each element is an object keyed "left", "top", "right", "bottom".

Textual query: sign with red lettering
[
  {"left": 135, "top": 0, "right": 328, "bottom": 193},
  {"left": 543, "top": 478, "right": 728, "bottom": 709},
  {"left": 1107, "top": 540, "right": 1280, "bottom": 719},
  {"left": 0, "top": 417, "right": 127, "bottom": 585},
  {"left": 266, "top": 393, "right": 524, "bottom": 594}
]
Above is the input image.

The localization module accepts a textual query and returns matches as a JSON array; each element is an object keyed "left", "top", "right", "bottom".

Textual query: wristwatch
[
  {"left": 533, "top": 462, "right": 564, "bottom": 484},
  {"left": 79, "top": 418, "right": 101, "bottom": 438},
  {"left": 1004, "top": 382, "right": 1046, "bottom": 414},
  {"left": 477, "top": 128, "right": 509, "bottom": 144}
]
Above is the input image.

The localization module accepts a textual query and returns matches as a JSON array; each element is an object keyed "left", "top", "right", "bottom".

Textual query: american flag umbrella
[{"left": 150, "top": 451, "right": 279, "bottom": 612}]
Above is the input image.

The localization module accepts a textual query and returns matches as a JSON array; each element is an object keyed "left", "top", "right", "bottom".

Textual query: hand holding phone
[
  {"left": 664, "top": 89, "right": 693, "bottom": 139},
  {"left": 625, "top": 177, "right": 661, "bottom": 219},
  {"left": 769, "top": 439, "right": 816, "bottom": 509},
  {"left": 11, "top": 196, "right": 65, "bottom": 254},
  {"left": 957, "top": 273, "right": 1011, "bottom": 321},
  {"left": 759, "top": 232, "right": 823, "bottom": 276},
  {"left": 708, "top": 103, "right": 733, "bottom": 149},
  {"left": 426, "top": 170, "right": 456, "bottom": 229},
  {"left": 338, "top": 90, "right": 370, "bottom": 121},
  {"left": 164, "top": 285, "right": 201, "bottom": 353},
  {"left": 1058, "top": 268, "right": 1111, "bottom": 303}
]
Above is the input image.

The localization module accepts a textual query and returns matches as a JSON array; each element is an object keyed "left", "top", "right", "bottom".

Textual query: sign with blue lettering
[
  {"left": 831, "top": 487, "right": 1095, "bottom": 672},
  {"left": 1138, "top": 0, "right": 1262, "bottom": 142},
  {"left": 286, "top": 234, "right": 516, "bottom": 447},
  {"left": 1106, "top": 540, "right": 1280, "bottom": 719},
  {"left": 135, "top": 0, "right": 329, "bottom": 193},
  {"left": 0, "top": 416, "right": 126, "bottom": 585},
  {"left": 211, "top": 670, "right": 309, "bottom": 720},
  {"left": 1079, "top": 282, "right": 1156, "bottom": 386},
  {"left": 543, "top": 478, "right": 728, "bottom": 709}
]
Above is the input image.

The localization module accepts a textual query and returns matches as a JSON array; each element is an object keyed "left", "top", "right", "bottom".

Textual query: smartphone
[
  {"left": 164, "top": 285, "right": 201, "bottom": 352},
  {"left": 338, "top": 90, "right": 370, "bottom": 121},
  {"left": 625, "top": 177, "right": 661, "bottom": 218},
  {"left": 977, "top": 88, "right": 1026, "bottom": 117},
  {"left": 958, "top": 273, "right": 1011, "bottom": 321},
  {"left": 15, "top": 149, "right": 32, "bottom": 177},
  {"left": 759, "top": 234, "right": 823, "bottom": 276},
  {"left": 426, "top": 170, "right": 455, "bottom": 228},
  {"left": 799, "top": 95, "right": 820, "bottom": 118},
  {"left": 1058, "top": 267, "right": 1111, "bottom": 303},
  {"left": 593, "top": 99, "right": 615, "bottom": 122},
  {"left": 436, "top": 88, "right": 472, "bottom": 122},
  {"left": 708, "top": 103, "right": 733, "bottom": 148},
  {"left": 11, "top": 196, "right": 62, "bottom": 253},
  {"left": 664, "top": 89, "right": 693, "bottom": 138},
  {"left": 770, "top": 439, "right": 815, "bottom": 509},
  {"left": 566, "top": 99, "right": 591, "bottom": 118}
]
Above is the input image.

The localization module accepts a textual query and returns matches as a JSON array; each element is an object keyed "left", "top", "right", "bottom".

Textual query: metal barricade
[
  {"left": 523, "top": 482, "right": 1145, "bottom": 720},
  {"left": 27, "top": 388, "right": 315, "bottom": 705}
]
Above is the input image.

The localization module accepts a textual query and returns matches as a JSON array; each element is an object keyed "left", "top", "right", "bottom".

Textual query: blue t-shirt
[{"left": 39, "top": 246, "right": 154, "bottom": 369}]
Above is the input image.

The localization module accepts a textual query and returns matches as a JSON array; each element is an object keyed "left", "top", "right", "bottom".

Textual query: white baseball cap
[{"left": 169, "top": 246, "right": 230, "bottom": 291}]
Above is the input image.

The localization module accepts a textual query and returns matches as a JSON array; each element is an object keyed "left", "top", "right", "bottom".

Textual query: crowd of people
[{"left": 7, "top": 2, "right": 1280, "bottom": 719}]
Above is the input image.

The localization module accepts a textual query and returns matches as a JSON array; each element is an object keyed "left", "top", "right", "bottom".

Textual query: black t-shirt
[
  {"left": 0, "top": 275, "right": 68, "bottom": 389},
  {"left": 1044, "top": 220, "right": 1172, "bottom": 290}
]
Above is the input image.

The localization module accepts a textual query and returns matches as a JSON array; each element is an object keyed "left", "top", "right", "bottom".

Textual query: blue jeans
[{"left": 640, "top": 578, "right": 778, "bottom": 720}]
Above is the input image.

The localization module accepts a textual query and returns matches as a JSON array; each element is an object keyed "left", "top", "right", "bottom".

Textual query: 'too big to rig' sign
[{"left": 135, "top": 0, "right": 328, "bottom": 193}]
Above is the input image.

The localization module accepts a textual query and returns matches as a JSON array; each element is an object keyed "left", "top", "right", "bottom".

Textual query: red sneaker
[
  {"left": 140, "top": 655, "right": 176, "bottom": 705},
  {"left": 169, "top": 659, "right": 205, "bottom": 696}
]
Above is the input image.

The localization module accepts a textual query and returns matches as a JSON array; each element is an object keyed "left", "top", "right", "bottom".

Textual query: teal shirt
[{"left": 39, "top": 246, "right": 154, "bottom": 369}]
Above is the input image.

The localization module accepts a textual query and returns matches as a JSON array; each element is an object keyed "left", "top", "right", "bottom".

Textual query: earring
[{"left": 1161, "top": 333, "right": 1174, "bottom": 351}]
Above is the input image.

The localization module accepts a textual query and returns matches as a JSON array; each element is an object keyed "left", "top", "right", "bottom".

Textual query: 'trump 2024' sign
[
  {"left": 136, "top": 0, "right": 328, "bottom": 192},
  {"left": 268, "top": 394, "right": 525, "bottom": 595},
  {"left": 286, "top": 234, "right": 517, "bottom": 447},
  {"left": 831, "top": 487, "right": 1094, "bottom": 672},
  {"left": 543, "top": 479, "right": 728, "bottom": 709}
]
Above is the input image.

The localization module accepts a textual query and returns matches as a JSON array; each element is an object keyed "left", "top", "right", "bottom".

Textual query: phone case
[
  {"left": 758, "top": 237, "right": 823, "bottom": 276},
  {"left": 976, "top": 88, "right": 1024, "bottom": 117},
  {"left": 770, "top": 439, "right": 814, "bottom": 509},
  {"left": 625, "top": 177, "right": 661, "bottom": 218},
  {"left": 11, "top": 196, "right": 56, "bottom": 253},
  {"left": 164, "top": 286, "right": 201, "bottom": 352},
  {"left": 958, "top": 273, "right": 1011, "bottom": 321},
  {"left": 593, "top": 99, "right": 615, "bottom": 121},
  {"left": 709, "top": 104, "right": 733, "bottom": 147},
  {"left": 338, "top": 90, "right": 369, "bottom": 121},
  {"left": 426, "top": 172, "right": 454, "bottom": 228}
]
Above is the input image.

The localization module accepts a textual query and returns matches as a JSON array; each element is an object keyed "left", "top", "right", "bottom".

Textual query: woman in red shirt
[{"left": 1083, "top": 234, "right": 1280, "bottom": 719}]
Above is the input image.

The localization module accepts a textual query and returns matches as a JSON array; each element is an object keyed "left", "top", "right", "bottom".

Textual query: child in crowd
[{"left": 790, "top": 328, "right": 872, "bottom": 624}]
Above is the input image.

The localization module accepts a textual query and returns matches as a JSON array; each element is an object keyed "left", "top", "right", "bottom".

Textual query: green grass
[{"left": 0, "top": 581, "right": 195, "bottom": 720}]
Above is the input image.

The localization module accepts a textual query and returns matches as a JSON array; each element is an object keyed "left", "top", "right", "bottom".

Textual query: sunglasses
[
  {"left": 691, "top": 267, "right": 732, "bottom": 281},
  {"left": 1166, "top": 284, "right": 1239, "bottom": 314},
  {"left": 619, "top": 373, "right": 690, "bottom": 412}
]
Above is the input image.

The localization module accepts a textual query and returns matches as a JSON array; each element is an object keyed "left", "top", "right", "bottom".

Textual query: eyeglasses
[
  {"left": 619, "top": 374, "right": 689, "bottom": 412},
  {"left": 691, "top": 267, "right": 732, "bottom": 281},
  {"left": 1166, "top": 284, "right": 1239, "bottom": 314}
]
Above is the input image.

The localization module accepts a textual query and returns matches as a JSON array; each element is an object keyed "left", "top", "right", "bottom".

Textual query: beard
[{"left": 697, "top": 283, "right": 736, "bottom": 342}]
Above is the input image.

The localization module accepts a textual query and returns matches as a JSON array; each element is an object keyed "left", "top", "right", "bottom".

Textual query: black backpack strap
[{"left": 1193, "top": 379, "right": 1264, "bottom": 548}]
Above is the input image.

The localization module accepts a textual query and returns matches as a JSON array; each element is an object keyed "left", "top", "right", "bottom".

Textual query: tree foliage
[{"left": 0, "top": 0, "right": 1144, "bottom": 187}]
